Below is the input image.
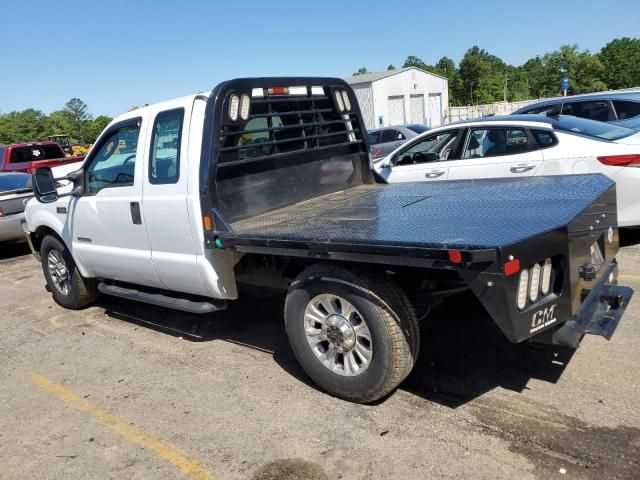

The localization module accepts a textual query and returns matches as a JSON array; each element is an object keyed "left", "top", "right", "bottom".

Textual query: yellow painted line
[
  {"left": 619, "top": 274, "right": 640, "bottom": 280},
  {"left": 30, "top": 373, "right": 213, "bottom": 480}
]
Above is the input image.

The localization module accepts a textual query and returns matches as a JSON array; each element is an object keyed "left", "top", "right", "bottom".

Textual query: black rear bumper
[{"left": 550, "top": 261, "right": 634, "bottom": 348}]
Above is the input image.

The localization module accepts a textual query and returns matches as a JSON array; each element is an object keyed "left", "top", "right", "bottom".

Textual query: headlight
[
  {"left": 517, "top": 269, "right": 529, "bottom": 310},
  {"left": 529, "top": 263, "right": 541, "bottom": 302},
  {"left": 541, "top": 258, "right": 552, "bottom": 295}
]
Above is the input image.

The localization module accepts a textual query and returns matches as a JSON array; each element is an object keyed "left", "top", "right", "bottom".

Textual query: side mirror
[{"left": 33, "top": 167, "right": 59, "bottom": 203}]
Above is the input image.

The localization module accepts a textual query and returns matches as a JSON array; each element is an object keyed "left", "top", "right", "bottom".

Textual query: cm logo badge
[{"left": 530, "top": 304, "right": 558, "bottom": 334}]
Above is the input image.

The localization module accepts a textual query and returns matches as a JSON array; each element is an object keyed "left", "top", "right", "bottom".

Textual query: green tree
[
  {"left": 538, "top": 45, "right": 606, "bottom": 95},
  {"left": 434, "top": 56, "right": 465, "bottom": 105},
  {"left": 88, "top": 115, "right": 112, "bottom": 142},
  {"left": 64, "top": 98, "right": 93, "bottom": 143},
  {"left": 459, "top": 46, "right": 507, "bottom": 104},
  {"left": 402, "top": 55, "right": 428, "bottom": 70},
  {"left": 46, "top": 110, "right": 73, "bottom": 136},
  {"left": 352, "top": 67, "right": 369, "bottom": 76},
  {"left": 599, "top": 37, "right": 640, "bottom": 89},
  {"left": 0, "top": 109, "right": 48, "bottom": 143},
  {"left": 387, "top": 64, "right": 396, "bottom": 70}
]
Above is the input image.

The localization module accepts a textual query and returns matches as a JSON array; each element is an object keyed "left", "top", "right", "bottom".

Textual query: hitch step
[{"left": 98, "top": 282, "right": 227, "bottom": 314}]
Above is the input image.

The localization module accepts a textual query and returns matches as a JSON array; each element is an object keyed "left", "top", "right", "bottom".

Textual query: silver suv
[{"left": 513, "top": 92, "right": 640, "bottom": 130}]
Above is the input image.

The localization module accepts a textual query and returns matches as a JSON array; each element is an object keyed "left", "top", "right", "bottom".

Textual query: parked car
[
  {"left": 0, "top": 141, "right": 84, "bottom": 174},
  {"left": 374, "top": 115, "right": 640, "bottom": 227},
  {"left": 368, "top": 124, "right": 429, "bottom": 159},
  {"left": 0, "top": 172, "right": 33, "bottom": 242},
  {"left": 512, "top": 91, "right": 640, "bottom": 130},
  {"left": 26, "top": 78, "right": 632, "bottom": 404}
]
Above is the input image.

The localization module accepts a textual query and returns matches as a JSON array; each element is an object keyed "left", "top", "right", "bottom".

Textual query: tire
[
  {"left": 40, "top": 235, "right": 98, "bottom": 309},
  {"left": 285, "top": 263, "right": 419, "bottom": 403}
]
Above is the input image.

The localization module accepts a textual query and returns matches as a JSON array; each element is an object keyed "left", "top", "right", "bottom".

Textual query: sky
[{"left": 1, "top": 0, "right": 639, "bottom": 117}]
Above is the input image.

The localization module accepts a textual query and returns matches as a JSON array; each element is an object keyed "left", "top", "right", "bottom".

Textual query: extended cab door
[
  {"left": 447, "top": 126, "right": 543, "bottom": 180},
  {"left": 70, "top": 116, "right": 164, "bottom": 287},
  {"left": 140, "top": 101, "right": 208, "bottom": 295},
  {"left": 377, "top": 129, "right": 461, "bottom": 183}
]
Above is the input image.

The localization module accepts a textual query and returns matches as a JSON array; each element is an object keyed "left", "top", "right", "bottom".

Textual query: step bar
[{"left": 98, "top": 282, "right": 227, "bottom": 314}]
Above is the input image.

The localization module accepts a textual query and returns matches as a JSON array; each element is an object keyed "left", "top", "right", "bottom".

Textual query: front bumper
[{"left": 552, "top": 261, "right": 634, "bottom": 348}]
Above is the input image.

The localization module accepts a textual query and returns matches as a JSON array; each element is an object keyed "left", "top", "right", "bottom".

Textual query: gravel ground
[{"left": 0, "top": 242, "right": 638, "bottom": 480}]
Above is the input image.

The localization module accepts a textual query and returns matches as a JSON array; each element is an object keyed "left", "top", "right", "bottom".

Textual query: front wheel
[
  {"left": 41, "top": 235, "right": 98, "bottom": 309},
  {"left": 285, "top": 264, "right": 419, "bottom": 403}
]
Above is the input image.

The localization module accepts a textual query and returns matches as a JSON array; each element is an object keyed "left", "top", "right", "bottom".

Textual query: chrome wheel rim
[
  {"left": 304, "top": 294, "right": 373, "bottom": 376},
  {"left": 47, "top": 250, "right": 70, "bottom": 296}
]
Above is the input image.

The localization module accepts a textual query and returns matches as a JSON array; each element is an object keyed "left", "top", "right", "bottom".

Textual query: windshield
[
  {"left": 406, "top": 124, "right": 429, "bottom": 134},
  {"left": 554, "top": 115, "right": 634, "bottom": 141},
  {"left": 0, "top": 173, "right": 31, "bottom": 192}
]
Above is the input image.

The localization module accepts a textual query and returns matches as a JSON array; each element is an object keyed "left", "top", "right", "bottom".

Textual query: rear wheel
[
  {"left": 285, "top": 264, "right": 419, "bottom": 403},
  {"left": 41, "top": 235, "right": 98, "bottom": 309}
]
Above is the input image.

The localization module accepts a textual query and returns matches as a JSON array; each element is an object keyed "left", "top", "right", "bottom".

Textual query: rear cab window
[
  {"left": 149, "top": 108, "right": 184, "bottom": 184},
  {"left": 9, "top": 144, "right": 62, "bottom": 163}
]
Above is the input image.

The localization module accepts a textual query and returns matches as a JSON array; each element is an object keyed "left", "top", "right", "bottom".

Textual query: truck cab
[{"left": 26, "top": 78, "right": 634, "bottom": 403}]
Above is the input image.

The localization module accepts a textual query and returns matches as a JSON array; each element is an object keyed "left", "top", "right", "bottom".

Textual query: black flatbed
[{"left": 220, "top": 174, "right": 614, "bottom": 263}]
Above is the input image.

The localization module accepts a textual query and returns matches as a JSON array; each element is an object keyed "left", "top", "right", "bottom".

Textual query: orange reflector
[
  {"left": 203, "top": 215, "right": 212, "bottom": 231},
  {"left": 448, "top": 250, "right": 462, "bottom": 264},
  {"left": 504, "top": 259, "right": 520, "bottom": 276}
]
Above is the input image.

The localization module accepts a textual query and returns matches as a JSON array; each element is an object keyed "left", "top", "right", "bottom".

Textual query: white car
[{"left": 374, "top": 115, "right": 640, "bottom": 228}]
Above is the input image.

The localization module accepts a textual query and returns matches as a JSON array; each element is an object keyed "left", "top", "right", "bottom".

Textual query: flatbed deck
[{"left": 220, "top": 174, "right": 614, "bottom": 262}]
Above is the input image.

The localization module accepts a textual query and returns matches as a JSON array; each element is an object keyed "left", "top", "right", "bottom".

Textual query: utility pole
[{"left": 504, "top": 73, "right": 508, "bottom": 103}]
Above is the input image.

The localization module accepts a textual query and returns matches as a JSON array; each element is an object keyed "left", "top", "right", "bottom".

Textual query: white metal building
[{"left": 344, "top": 67, "right": 449, "bottom": 130}]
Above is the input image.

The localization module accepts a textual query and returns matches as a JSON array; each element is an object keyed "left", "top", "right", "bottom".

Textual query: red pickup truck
[{"left": 0, "top": 142, "right": 84, "bottom": 174}]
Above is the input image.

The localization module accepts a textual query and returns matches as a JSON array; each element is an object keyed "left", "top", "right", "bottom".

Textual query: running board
[{"left": 98, "top": 282, "right": 227, "bottom": 314}]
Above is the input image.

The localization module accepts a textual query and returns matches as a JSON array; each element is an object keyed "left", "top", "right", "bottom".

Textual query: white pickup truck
[{"left": 26, "top": 77, "right": 633, "bottom": 403}]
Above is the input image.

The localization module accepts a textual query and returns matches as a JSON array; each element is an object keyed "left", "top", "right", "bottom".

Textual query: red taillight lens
[
  {"left": 503, "top": 259, "right": 521, "bottom": 276},
  {"left": 268, "top": 87, "right": 289, "bottom": 95},
  {"left": 448, "top": 250, "right": 462, "bottom": 264},
  {"left": 0, "top": 207, "right": 4, "bottom": 217},
  {"left": 597, "top": 154, "right": 640, "bottom": 167}
]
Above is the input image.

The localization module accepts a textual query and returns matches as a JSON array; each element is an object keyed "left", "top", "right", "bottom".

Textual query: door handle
[
  {"left": 510, "top": 164, "right": 535, "bottom": 174},
  {"left": 425, "top": 170, "right": 445, "bottom": 178},
  {"left": 130, "top": 202, "right": 142, "bottom": 224}
]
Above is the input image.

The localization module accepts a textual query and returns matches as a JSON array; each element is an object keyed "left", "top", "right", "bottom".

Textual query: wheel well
[{"left": 31, "top": 226, "right": 65, "bottom": 255}]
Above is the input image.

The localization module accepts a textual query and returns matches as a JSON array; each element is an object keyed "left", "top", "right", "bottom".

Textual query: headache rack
[
  {"left": 200, "top": 78, "right": 374, "bottom": 234},
  {"left": 217, "top": 86, "right": 362, "bottom": 167}
]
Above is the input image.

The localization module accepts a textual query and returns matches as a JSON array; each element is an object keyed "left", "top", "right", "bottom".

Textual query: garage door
[
  {"left": 428, "top": 93, "right": 442, "bottom": 126},
  {"left": 388, "top": 96, "right": 405, "bottom": 126},
  {"left": 409, "top": 95, "right": 425, "bottom": 125}
]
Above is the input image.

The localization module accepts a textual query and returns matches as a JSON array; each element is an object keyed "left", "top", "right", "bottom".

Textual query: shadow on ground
[
  {"left": 97, "top": 288, "right": 573, "bottom": 409},
  {"left": 0, "top": 242, "right": 30, "bottom": 261}
]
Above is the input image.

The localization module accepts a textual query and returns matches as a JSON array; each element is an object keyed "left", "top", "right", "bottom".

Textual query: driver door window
[
  {"left": 85, "top": 121, "right": 141, "bottom": 194},
  {"left": 395, "top": 131, "right": 458, "bottom": 166}
]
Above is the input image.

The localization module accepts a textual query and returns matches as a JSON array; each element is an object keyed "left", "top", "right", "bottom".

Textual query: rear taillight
[
  {"left": 0, "top": 207, "right": 4, "bottom": 217},
  {"left": 597, "top": 154, "right": 640, "bottom": 167}
]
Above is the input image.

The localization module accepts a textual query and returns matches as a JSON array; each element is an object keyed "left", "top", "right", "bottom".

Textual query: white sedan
[{"left": 374, "top": 115, "right": 640, "bottom": 227}]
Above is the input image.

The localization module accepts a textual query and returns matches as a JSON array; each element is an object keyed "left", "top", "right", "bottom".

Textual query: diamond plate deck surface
[{"left": 227, "top": 175, "right": 614, "bottom": 250}]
